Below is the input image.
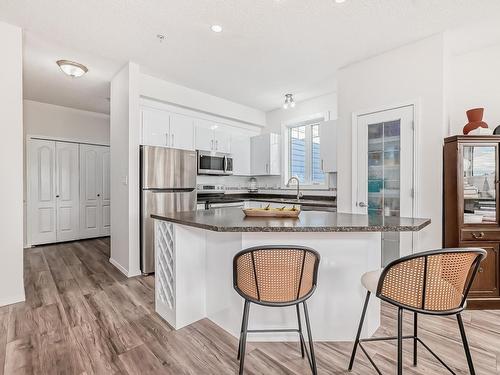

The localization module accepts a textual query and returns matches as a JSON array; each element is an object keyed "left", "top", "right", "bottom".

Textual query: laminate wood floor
[{"left": 1, "top": 239, "right": 500, "bottom": 374}]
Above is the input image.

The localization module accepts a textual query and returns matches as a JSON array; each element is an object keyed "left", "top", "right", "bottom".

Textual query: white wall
[
  {"left": 265, "top": 93, "right": 337, "bottom": 134},
  {"left": 140, "top": 73, "right": 266, "bottom": 127},
  {"left": 110, "top": 62, "right": 141, "bottom": 277},
  {"left": 448, "top": 43, "right": 500, "bottom": 135},
  {"left": 0, "top": 21, "right": 25, "bottom": 306},
  {"left": 24, "top": 100, "right": 110, "bottom": 144},
  {"left": 337, "top": 34, "right": 446, "bottom": 252}
]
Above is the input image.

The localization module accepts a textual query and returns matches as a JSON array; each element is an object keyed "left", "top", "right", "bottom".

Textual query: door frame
[{"left": 351, "top": 100, "right": 420, "bottom": 252}]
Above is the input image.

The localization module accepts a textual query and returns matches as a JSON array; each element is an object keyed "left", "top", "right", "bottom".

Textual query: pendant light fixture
[
  {"left": 283, "top": 93, "right": 296, "bottom": 109},
  {"left": 56, "top": 60, "right": 88, "bottom": 78}
]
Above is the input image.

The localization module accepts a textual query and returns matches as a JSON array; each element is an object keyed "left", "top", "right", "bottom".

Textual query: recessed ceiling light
[
  {"left": 56, "top": 60, "right": 88, "bottom": 78},
  {"left": 335, "top": 0, "right": 346, "bottom": 3},
  {"left": 211, "top": 24, "right": 223, "bottom": 33},
  {"left": 157, "top": 34, "right": 166, "bottom": 42}
]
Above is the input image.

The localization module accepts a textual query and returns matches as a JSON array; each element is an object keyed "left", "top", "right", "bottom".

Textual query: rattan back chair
[
  {"left": 349, "top": 247, "right": 486, "bottom": 375},
  {"left": 233, "top": 246, "right": 320, "bottom": 375}
]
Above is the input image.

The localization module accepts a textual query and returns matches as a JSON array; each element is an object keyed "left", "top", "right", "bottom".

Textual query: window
[{"left": 288, "top": 121, "right": 325, "bottom": 186}]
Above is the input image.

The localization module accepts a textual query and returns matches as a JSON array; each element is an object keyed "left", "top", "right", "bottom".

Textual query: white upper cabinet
[
  {"left": 142, "top": 108, "right": 170, "bottom": 147},
  {"left": 319, "top": 120, "right": 337, "bottom": 172},
  {"left": 169, "top": 113, "right": 195, "bottom": 151},
  {"left": 251, "top": 133, "right": 281, "bottom": 176},
  {"left": 194, "top": 119, "right": 215, "bottom": 152},
  {"left": 213, "top": 127, "right": 231, "bottom": 153},
  {"left": 231, "top": 134, "right": 252, "bottom": 176},
  {"left": 195, "top": 120, "right": 232, "bottom": 153},
  {"left": 141, "top": 107, "right": 195, "bottom": 151}
]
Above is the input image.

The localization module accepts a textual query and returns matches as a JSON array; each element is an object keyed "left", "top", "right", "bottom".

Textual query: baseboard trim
[
  {"left": 109, "top": 257, "right": 129, "bottom": 277},
  {"left": 0, "top": 293, "right": 25, "bottom": 307}
]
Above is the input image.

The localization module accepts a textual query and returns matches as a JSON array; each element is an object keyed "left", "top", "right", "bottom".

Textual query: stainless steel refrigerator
[{"left": 140, "top": 146, "right": 197, "bottom": 274}]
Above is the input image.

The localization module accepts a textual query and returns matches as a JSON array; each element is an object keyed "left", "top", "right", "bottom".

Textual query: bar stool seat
[{"left": 361, "top": 269, "right": 382, "bottom": 293}]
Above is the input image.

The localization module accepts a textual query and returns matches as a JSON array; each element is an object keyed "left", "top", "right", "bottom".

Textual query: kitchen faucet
[{"left": 286, "top": 176, "right": 303, "bottom": 200}]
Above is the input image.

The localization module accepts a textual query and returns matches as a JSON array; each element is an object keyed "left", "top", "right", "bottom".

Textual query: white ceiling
[{"left": 2, "top": 0, "right": 500, "bottom": 114}]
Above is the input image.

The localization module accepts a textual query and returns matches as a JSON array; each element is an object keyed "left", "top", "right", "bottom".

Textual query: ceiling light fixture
[
  {"left": 283, "top": 94, "right": 296, "bottom": 109},
  {"left": 211, "top": 24, "right": 223, "bottom": 33},
  {"left": 335, "top": 0, "right": 346, "bottom": 3},
  {"left": 56, "top": 60, "right": 88, "bottom": 78}
]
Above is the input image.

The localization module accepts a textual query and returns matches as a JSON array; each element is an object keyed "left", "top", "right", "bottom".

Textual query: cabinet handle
[
  {"left": 472, "top": 232, "right": 485, "bottom": 239},
  {"left": 321, "top": 159, "right": 324, "bottom": 171},
  {"left": 165, "top": 133, "right": 169, "bottom": 146},
  {"left": 211, "top": 140, "right": 214, "bottom": 150},
  {"left": 215, "top": 140, "right": 218, "bottom": 150},
  {"left": 97, "top": 194, "right": 101, "bottom": 197},
  {"left": 55, "top": 195, "right": 60, "bottom": 198},
  {"left": 171, "top": 133, "right": 174, "bottom": 146},
  {"left": 478, "top": 267, "right": 484, "bottom": 273},
  {"left": 266, "top": 164, "right": 269, "bottom": 174}
]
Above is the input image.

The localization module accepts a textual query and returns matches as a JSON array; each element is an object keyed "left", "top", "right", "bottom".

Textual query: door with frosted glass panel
[{"left": 355, "top": 106, "right": 414, "bottom": 265}]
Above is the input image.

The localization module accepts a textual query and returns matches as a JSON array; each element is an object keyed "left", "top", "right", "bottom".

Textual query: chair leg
[
  {"left": 238, "top": 301, "right": 251, "bottom": 375},
  {"left": 303, "top": 301, "right": 318, "bottom": 375},
  {"left": 397, "top": 307, "right": 403, "bottom": 375},
  {"left": 348, "top": 291, "right": 371, "bottom": 371},
  {"left": 237, "top": 301, "right": 246, "bottom": 360},
  {"left": 457, "top": 313, "right": 476, "bottom": 375},
  {"left": 413, "top": 312, "right": 418, "bottom": 367},
  {"left": 296, "top": 304, "right": 306, "bottom": 358}
]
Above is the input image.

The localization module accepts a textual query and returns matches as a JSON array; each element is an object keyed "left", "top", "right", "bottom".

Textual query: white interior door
[
  {"left": 99, "top": 146, "right": 111, "bottom": 236},
  {"left": 28, "top": 139, "right": 57, "bottom": 245},
  {"left": 55, "top": 142, "right": 80, "bottom": 242},
  {"left": 80, "top": 144, "right": 100, "bottom": 238},
  {"left": 353, "top": 105, "right": 415, "bottom": 263}
]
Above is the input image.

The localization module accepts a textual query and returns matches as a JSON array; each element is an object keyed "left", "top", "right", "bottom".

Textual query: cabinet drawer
[
  {"left": 461, "top": 230, "right": 500, "bottom": 242},
  {"left": 460, "top": 242, "right": 499, "bottom": 298}
]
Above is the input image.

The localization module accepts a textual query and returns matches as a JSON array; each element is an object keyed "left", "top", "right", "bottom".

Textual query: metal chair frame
[
  {"left": 233, "top": 245, "right": 321, "bottom": 375},
  {"left": 348, "top": 247, "right": 486, "bottom": 375}
]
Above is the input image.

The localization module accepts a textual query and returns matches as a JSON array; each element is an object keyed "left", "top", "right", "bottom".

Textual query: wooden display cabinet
[{"left": 444, "top": 135, "right": 500, "bottom": 309}]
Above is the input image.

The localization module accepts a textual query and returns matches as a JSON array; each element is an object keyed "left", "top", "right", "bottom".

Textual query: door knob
[
  {"left": 55, "top": 195, "right": 60, "bottom": 198},
  {"left": 358, "top": 202, "right": 367, "bottom": 207},
  {"left": 97, "top": 194, "right": 100, "bottom": 197}
]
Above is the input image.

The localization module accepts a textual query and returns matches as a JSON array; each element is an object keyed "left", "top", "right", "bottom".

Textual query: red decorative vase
[{"left": 463, "top": 108, "right": 488, "bottom": 135}]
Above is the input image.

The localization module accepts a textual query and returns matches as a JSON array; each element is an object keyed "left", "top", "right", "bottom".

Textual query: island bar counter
[{"left": 153, "top": 208, "right": 431, "bottom": 342}]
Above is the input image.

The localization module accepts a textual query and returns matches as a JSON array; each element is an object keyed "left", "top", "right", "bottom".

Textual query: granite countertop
[{"left": 151, "top": 207, "right": 431, "bottom": 233}]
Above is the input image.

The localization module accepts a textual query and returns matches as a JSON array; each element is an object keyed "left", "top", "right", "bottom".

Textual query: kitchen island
[{"left": 152, "top": 208, "right": 430, "bottom": 341}]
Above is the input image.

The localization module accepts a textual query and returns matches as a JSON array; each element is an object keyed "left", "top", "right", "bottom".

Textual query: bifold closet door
[
  {"left": 55, "top": 142, "right": 80, "bottom": 242},
  {"left": 99, "top": 147, "right": 111, "bottom": 236},
  {"left": 29, "top": 139, "right": 79, "bottom": 245},
  {"left": 28, "top": 139, "right": 57, "bottom": 245},
  {"left": 80, "top": 144, "right": 110, "bottom": 238}
]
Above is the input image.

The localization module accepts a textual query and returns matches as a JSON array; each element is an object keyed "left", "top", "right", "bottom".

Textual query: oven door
[{"left": 198, "top": 152, "right": 226, "bottom": 175}]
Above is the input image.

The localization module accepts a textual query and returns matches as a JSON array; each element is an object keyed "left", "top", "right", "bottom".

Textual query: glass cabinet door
[{"left": 462, "top": 145, "right": 498, "bottom": 225}]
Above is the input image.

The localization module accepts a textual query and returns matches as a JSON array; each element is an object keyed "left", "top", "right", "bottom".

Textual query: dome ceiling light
[{"left": 56, "top": 60, "right": 88, "bottom": 78}]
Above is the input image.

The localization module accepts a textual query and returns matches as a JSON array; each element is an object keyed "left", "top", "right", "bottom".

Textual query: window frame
[{"left": 282, "top": 114, "right": 328, "bottom": 189}]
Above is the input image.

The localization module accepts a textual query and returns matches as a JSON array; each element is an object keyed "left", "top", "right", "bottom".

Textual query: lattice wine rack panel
[{"left": 156, "top": 221, "right": 175, "bottom": 310}]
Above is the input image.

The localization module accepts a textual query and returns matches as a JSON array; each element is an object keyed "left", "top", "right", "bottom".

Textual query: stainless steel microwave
[{"left": 197, "top": 150, "right": 233, "bottom": 175}]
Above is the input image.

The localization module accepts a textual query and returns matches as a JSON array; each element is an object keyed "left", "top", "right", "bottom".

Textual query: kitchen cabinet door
[
  {"left": 213, "top": 127, "right": 231, "bottom": 153},
  {"left": 232, "top": 135, "right": 251, "bottom": 175},
  {"left": 55, "top": 142, "right": 80, "bottom": 242},
  {"left": 319, "top": 120, "right": 337, "bottom": 172},
  {"left": 170, "top": 113, "right": 194, "bottom": 151},
  {"left": 28, "top": 139, "right": 57, "bottom": 245},
  {"left": 251, "top": 135, "right": 270, "bottom": 175},
  {"left": 142, "top": 108, "right": 170, "bottom": 147},
  {"left": 195, "top": 119, "right": 215, "bottom": 152},
  {"left": 251, "top": 133, "right": 281, "bottom": 175}
]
